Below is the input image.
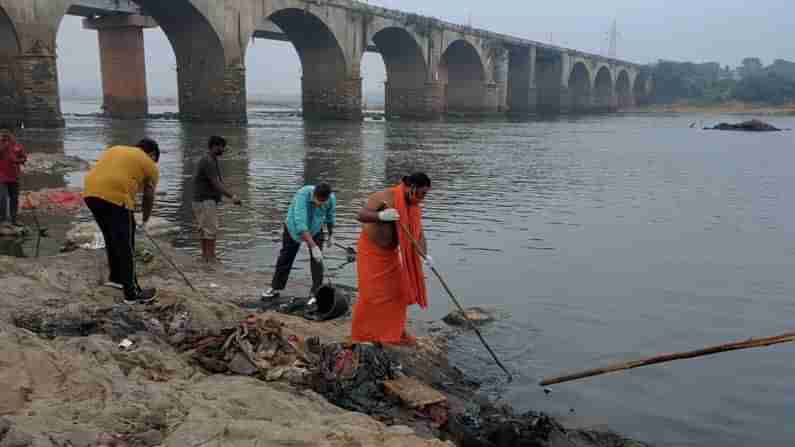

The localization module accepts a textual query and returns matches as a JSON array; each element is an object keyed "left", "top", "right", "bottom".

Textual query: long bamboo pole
[
  {"left": 393, "top": 218, "right": 513, "bottom": 381},
  {"left": 540, "top": 331, "right": 795, "bottom": 386}
]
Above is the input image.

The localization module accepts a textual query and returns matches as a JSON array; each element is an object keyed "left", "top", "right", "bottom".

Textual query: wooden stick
[
  {"left": 540, "top": 331, "right": 795, "bottom": 386},
  {"left": 393, "top": 218, "right": 513, "bottom": 381},
  {"left": 141, "top": 228, "right": 209, "bottom": 308}
]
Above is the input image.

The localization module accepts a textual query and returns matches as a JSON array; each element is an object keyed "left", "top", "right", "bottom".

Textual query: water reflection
[{"left": 303, "top": 121, "right": 364, "bottom": 213}]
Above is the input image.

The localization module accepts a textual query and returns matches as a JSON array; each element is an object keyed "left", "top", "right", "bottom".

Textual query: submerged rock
[
  {"left": 443, "top": 307, "right": 498, "bottom": 327},
  {"left": 707, "top": 119, "right": 783, "bottom": 131}
]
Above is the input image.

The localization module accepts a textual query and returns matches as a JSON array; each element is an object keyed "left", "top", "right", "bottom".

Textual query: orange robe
[{"left": 351, "top": 184, "right": 427, "bottom": 344}]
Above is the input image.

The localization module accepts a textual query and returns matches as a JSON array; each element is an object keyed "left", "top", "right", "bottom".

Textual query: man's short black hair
[
  {"left": 314, "top": 183, "right": 333, "bottom": 200},
  {"left": 402, "top": 172, "right": 431, "bottom": 188},
  {"left": 137, "top": 138, "right": 160, "bottom": 162},
  {"left": 208, "top": 135, "right": 227, "bottom": 148}
]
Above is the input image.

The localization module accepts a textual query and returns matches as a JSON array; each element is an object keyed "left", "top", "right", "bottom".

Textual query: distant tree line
[{"left": 648, "top": 58, "right": 795, "bottom": 105}]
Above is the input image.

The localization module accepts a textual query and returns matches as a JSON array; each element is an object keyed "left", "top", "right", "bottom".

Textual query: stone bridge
[{"left": 0, "top": 0, "right": 653, "bottom": 127}]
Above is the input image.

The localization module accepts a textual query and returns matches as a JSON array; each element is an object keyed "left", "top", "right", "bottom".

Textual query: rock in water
[
  {"left": 442, "top": 307, "right": 497, "bottom": 327},
  {"left": 708, "top": 119, "right": 782, "bottom": 131}
]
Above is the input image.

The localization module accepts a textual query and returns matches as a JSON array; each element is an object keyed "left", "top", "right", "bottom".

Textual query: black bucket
[{"left": 306, "top": 285, "right": 350, "bottom": 321}]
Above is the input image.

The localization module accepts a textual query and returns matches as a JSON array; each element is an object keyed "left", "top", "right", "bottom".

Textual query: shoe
[
  {"left": 124, "top": 288, "right": 157, "bottom": 304},
  {"left": 261, "top": 288, "right": 281, "bottom": 300},
  {"left": 104, "top": 281, "right": 124, "bottom": 290}
]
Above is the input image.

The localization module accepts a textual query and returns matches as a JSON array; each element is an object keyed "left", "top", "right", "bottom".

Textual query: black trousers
[
  {"left": 271, "top": 225, "right": 324, "bottom": 294},
  {"left": 84, "top": 197, "right": 140, "bottom": 298},
  {"left": 0, "top": 182, "right": 19, "bottom": 223}
]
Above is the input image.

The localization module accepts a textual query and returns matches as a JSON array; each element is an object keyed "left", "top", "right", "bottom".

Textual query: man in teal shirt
[{"left": 262, "top": 183, "right": 336, "bottom": 300}]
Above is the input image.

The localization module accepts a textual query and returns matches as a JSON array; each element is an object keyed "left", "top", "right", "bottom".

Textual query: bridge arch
[
  {"left": 0, "top": 5, "right": 20, "bottom": 126},
  {"left": 567, "top": 61, "right": 591, "bottom": 112},
  {"left": 369, "top": 26, "right": 428, "bottom": 118},
  {"left": 593, "top": 65, "right": 613, "bottom": 111},
  {"left": 439, "top": 39, "right": 487, "bottom": 113},
  {"left": 122, "top": 0, "right": 236, "bottom": 121},
  {"left": 616, "top": 69, "right": 632, "bottom": 108},
  {"left": 255, "top": 7, "right": 354, "bottom": 119}
]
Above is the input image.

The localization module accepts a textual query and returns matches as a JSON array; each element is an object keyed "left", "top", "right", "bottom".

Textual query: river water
[{"left": 8, "top": 100, "right": 795, "bottom": 446}]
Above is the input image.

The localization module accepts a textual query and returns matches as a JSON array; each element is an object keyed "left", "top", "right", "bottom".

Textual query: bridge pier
[
  {"left": 507, "top": 46, "right": 537, "bottom": 114},
  {"left": 0, "top": 57, "right": 20, "bottom": 127},
  {"left": 385, "top": 81, "right": 445, "bottom": 119},
  {"left": 301, "top": 76, "right": 362, "bottom": 121},
  {"left": 17, "top": 51, "right": 64, "bottom": 128},
  {"left": 84, "top": 15, "right": 155, "bottom": 119},
  {"left": 536, "top": 55, "right": 563, "bottom": 114},
  {"left": 490, "top": 47, "right": 509, "bottom": 113},
  {"left": 176, "top": 62, "right": 247, "bottom": 124}
]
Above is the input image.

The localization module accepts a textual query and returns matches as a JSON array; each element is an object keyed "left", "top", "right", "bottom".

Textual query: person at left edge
[{"left": 83, "top": 139, "right": 160, "bottom": 304}]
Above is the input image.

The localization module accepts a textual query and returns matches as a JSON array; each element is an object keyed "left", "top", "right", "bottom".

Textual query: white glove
[
  {"left": 310, "top": 245, "right": 324, "bottom": 264},
  {"left": 325, "top": 234, "right": 334, "bottom": 250},
  {"left": 378, "top": 208, "right": 400, "bottom": 222},
  {"left": 423, "top": 255, "right": 433, "bottom": 268}
]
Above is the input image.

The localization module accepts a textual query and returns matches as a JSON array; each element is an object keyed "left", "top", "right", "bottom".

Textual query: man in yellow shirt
[{"left": 83, "top": 138, "right": 160, "bottom": 304}]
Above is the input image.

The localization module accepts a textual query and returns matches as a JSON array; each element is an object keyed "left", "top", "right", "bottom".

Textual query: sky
[{"left": 55, "top": 0, "right": 795, "bottom": 98}]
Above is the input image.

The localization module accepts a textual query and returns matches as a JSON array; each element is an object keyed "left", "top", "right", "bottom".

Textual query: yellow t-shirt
[{"left": 83, "top": 146, "right": 160, "bottom": 209}]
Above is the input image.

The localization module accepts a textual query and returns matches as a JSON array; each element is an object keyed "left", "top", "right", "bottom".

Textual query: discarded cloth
[
  {"left": 20, "top": 188, "right": 84, "bottom": 213},
  {"left": 311, "top": 342, "right": 401, "bottom": 413},
  {"left": 187, "top": 315, "right": 312, "bottom": 384}
]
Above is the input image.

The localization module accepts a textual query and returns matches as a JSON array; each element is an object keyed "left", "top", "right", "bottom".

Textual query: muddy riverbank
[{"left": 0, "top": 235, "right": 647, "bottom": 446}]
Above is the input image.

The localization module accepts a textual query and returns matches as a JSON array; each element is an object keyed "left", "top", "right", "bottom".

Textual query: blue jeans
[{"left": 0, "top": 182, "right": 20, "bottom": 224}]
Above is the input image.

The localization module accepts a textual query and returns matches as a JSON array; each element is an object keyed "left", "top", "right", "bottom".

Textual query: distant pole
[{"left": 608, "top": 18, "right": 618, "bottom": 58}]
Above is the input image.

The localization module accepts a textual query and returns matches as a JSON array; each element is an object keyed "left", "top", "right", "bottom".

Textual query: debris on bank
[
  {"left": 0, "top": 224, "right": 30, "bottom": 238},
  {"left": 706, "top": 119, "right": 784, "bottom": 131},
  {"left": 0, "top": 243, "right": 648, "bottom": 447},
  {"left": 65, "top": 215, "right": 178, "bottom": 250},
  {"left": 23, "top": 152, "right": 90, "bottom": 173},
  {"left": 20, "top": 188, "right": 84, "bottom": 214}
]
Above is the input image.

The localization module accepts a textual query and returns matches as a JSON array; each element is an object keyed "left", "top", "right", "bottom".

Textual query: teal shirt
[{"left": 286, "top": 185, "right": 336, "bottom": 242}]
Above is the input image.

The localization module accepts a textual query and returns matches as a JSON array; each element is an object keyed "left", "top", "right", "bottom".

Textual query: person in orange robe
[{"left": 351, "top": 173, "right": 432, "bottom": 345}]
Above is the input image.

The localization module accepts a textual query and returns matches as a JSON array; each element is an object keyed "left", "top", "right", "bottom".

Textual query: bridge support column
[
  {"left": 507, "top": 46, "right": 537, "bottom": 114},
  {"left": 483, "top": 82, "right": 500, "bottom": 113},
  {"left": 385, "top": 81, "right": 445, "bottom": 119},
  {"left": 568, "top": 90, "right": 594, "bottom": 113},
  {"left": 178, "top": 62, "right": 247, "bottom": 124},
  {"left": 84, "top": 15, "right": 155, "bottom": 119},
  {"left": 17, "top": 52, "right": 64, "bottom": 128},
  {"left": 302, "top": 77, "right": 362, "bottom": 121},
  {"left": 490, "top": 48, "right": 510, "bottom": 112},
  {"left": 536, "top": 55, "right": 563, "bottom": 114},
  {"left": 0, "top": 56, "right": 21, "bottom": 127}
]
